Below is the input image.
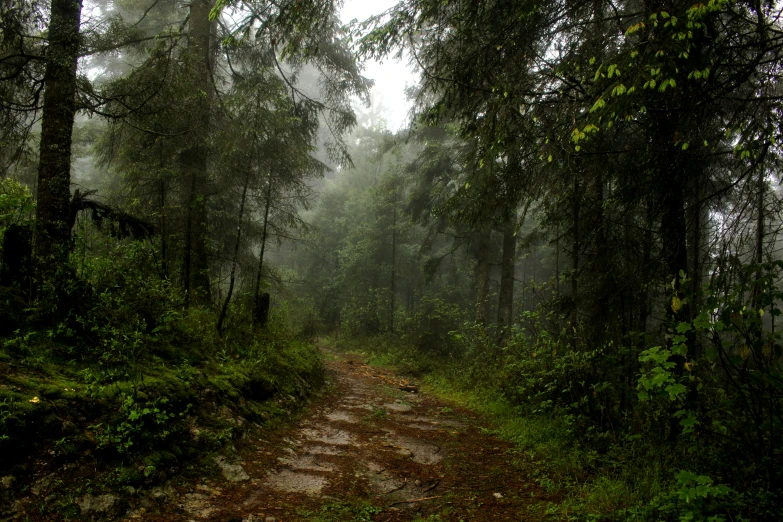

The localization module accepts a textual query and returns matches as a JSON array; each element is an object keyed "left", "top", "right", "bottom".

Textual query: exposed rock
[
  {"left": 277, "top": 453, "right": 334, "bottom": 471},
  {"left": 215, "top": 456, "right": 250, "bottom": 482},
  {"left": 266, "top": 470, "right": 326, "bottom": 494},
  {"left": 30, "top": 474, "right": 54, "bottom": 496},
  {"left": 300, "top": 425, "right": 353, "bottom": 445},
  {"left": 325, "top": 410, "right": 358, "bottom": 423},
  {"left": 179, "top": 492, "right": 216, "bottom": 518},
  {"left": 150, "top": 487, "right": 168, "bottom": 500},
  {"left": 384, "top": 401, "right": 413, "bottom": 413},
  {"left": 76, "top": 494, "right": 119, "bottom": 518}
]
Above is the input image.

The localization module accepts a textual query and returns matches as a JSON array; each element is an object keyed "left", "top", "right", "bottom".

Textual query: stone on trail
[
  {"left": 304, "top": 444, "right": 344, "bottom": 455},
  {"left": 301, "top": 425, "right": 354, "bottom": 446},
  {"left": 76, "top": 494, "right": 120, "bottom": 518},
  {"left": 277, "top": 453, "right": 335, "bottom": 471},
  {"left": 215, "top": 456, "right": 250, "bottom": 482},
  {"left": 384, "top": 401, "right": 413, "bottom": 413},
  {"left": 391, "top": 435, "right": 443, "bottom": 464},
  {"left": 266, "top": 469, "right": 327, "bottom": 494},
  {"left": 179, "top": 492, "right": 216, "bottom": 518},
  {"left": 325, "top": 410, "right": 358, "bottom": 423}
]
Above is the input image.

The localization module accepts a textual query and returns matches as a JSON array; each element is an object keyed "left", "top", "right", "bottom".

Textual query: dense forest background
[{"left": 2, "top": 0, "right": 783, "bottom": 520}]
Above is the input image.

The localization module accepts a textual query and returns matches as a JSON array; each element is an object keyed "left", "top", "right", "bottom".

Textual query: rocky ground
[{"left": 9, "top": 348, "right": 552, "bottom": 521}]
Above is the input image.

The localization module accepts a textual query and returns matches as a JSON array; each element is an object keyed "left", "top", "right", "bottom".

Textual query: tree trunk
[
  {"left": 497, "top": 209, "right": 516, "bottom": 340},
  {"left": 571, "top": 167, "right": 580, "bottom": 341},
  {"left": 752, "top": 166, "right": 766, "bottom": 308},
  {"left": 254, "top": 168, "right": 273, "bottom": 326},
  {"left": 183, "top": 0, "right": 214, "bottom": 305},
  {"left": 158, "top": 137, "right": 169, "bottom": 280},
  {"left": 555, "top": 223, "right": 560, "bottom": 296},
  {"left": 217, "top": 168, "right": 251, "bottom": 334},
  {"left": 33, "top": 0, "right": 83, "bottom": 281},
  {"left": 474, "top": 223, "right": 491, "bottom": 325},
  {"left": 659, "top": 169, "right": 688, "bottom": 321},
  {"left": 390, "top": 193, "right": 397, "bottom": 334}
]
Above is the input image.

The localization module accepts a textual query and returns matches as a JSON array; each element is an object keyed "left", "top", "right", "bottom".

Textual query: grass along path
[{"left": 133, "top": 346, "right": 553, "bottom": 521}]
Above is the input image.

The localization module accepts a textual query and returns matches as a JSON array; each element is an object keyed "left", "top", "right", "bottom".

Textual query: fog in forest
[{"left": 2, "top": 1, "right": 783, "bottom": 520}]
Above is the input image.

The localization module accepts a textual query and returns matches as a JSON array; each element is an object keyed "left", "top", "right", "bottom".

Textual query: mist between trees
[{"left": 1, "top": 0, "right": 783, "bottom": 520}]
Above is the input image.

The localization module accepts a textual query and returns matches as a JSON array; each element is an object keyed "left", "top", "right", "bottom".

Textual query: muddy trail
[{"left": 134, "top": 349, "right": 551, "bottom": 521}]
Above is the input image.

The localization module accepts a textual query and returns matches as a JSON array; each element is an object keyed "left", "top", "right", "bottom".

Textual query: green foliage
[
  {"left": 0, "top": 177, "right": 34, "bottom": 232},
  {"left": 297, "top": 500, "right": 382, "bottom": 521},
  {"left": 90, "top": 393, "right": 191, "bottom": 455},
  {"left": 621, "top": 470, "right": 744, "bottom": 522},
  {"left": 401, "top": 296, "right": 464, "bottom": 356}
]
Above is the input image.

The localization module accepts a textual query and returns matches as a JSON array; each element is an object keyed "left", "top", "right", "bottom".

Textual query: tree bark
[
  {"left": 753, "top": 166, "right": 766, "bottom": 308},
  {"left": 158, "top": 137, "right": 169, "bottom": 280},
  {"left": 390, "top": 192, "right": 397, "bottom": 333},
  {"left": 217, "top": 168, "right": 251, "bottom": 334},
  {"left": 474, "top": 223, "right": 491, "bottom": 325},
  {"left": 254, "top": 168, "right": 273, "bottom": 326},
  {"left": 33, "top": 0, "right": 83, "bottom": 281},
  {"left": 571, "top": 167, "right": 580, "bottom": 339},
  {"left": 497, "top": 209, "right": 516, "bottom": 340},
  {"left": 183, "top": 0, "right": 214, "bottom": 305}
]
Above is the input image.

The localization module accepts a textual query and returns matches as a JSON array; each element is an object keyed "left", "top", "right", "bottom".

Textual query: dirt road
[{"left": 138, "top": 349, "right": 547, "bottom": 521}]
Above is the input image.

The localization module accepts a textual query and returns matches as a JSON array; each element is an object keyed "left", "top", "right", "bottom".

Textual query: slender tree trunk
[
  {"left": 593, "top": 170, "right": 608, "bottom": 328},
  {"left": 390, "top": 193, "right": 397, "bottom": 334},
  {"left": 638, "top": 205, "right": 653, "bottom": 335},
  {"left": 182, "top": 172, "right": 196, "bottom": 303},
  {"left": 159, "top": 138, "right": 169, "bottom": 280},
  {"left": 555, "top": 223, "right": 560, "bottom": 295},
  {"left": 689, "top": 174, "right": 706, "bottom": 357},
  {"left": 498, "top": 208, "right": 516, "bottom": 341},
  {"left": 753, "top": 167, "right": 766, "bottom": 308},
  {"left": 571, "top": 168, "right": 580, "bottom": 340},
  {"left": 474, "top": 223, "right": 491, "bottom": 325},
  {"left": 254, "top": 168, "right": 273, "bottom": 326},
  {"left": 217, "top": 169, "right": 251, "bottom": 334},
  {"left": 33, "top": 0, "right": 83, "bottom": 282}
]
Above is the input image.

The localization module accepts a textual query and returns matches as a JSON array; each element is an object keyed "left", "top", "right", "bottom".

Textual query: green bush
[{"left": 401, "top": 296, "right": 464, "bottom": 355}]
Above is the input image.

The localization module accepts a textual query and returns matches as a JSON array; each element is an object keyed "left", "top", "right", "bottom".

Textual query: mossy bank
[{"left": 0, "top": 304, "right": 324, "bottom": 521}]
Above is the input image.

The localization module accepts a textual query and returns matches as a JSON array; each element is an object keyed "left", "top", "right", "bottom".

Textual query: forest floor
[{"left": 130, "top": 347, "right": 553, "bottom": 521}]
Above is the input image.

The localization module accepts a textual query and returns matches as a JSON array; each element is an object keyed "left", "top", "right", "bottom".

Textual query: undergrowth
[
  {"left": 331, "top": 309, "right": 781, "bottom": 522},
  {"left": 0, "top": 225, "right": 324, "bottom": 519}
]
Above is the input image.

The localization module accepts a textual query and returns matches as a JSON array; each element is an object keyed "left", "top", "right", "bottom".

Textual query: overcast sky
[{"left": 341, "top": 0, "right": 417, "bottom": 131}]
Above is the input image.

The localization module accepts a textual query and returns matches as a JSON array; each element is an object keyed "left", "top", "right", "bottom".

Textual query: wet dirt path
[{"left": 138, "top": 349, "right": 549, "bottom": 521}]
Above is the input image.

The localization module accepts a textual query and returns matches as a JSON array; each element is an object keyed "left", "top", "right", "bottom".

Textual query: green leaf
[
  {"left": 666, "top": 383, "right": 687, "bottom": 400},
  {"left": 590, "top": 98, "right": 606, "bottom": 113},
  {"left": 675, "top": 322, "right": 692, "bottom": 333}
]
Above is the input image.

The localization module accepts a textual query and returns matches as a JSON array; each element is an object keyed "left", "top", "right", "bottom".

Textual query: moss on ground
[{"left": 0, "top": 310, "right": 324, "bottom": 520}]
